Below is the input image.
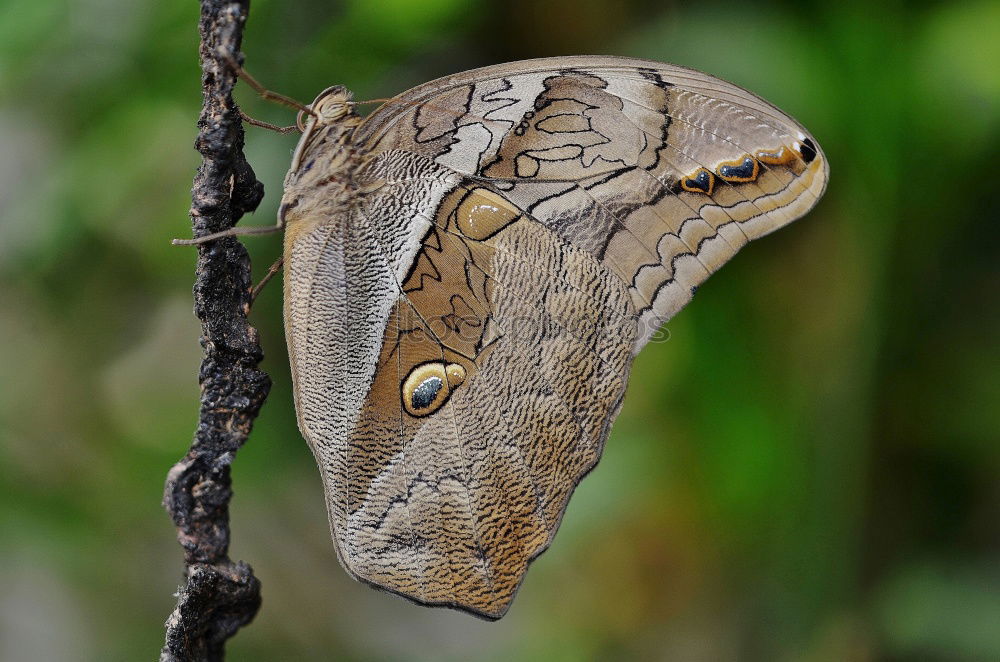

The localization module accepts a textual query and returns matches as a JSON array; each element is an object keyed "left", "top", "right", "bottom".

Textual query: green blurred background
[{"left": 1, "top": 0, "right": 998, "bottom": 659}]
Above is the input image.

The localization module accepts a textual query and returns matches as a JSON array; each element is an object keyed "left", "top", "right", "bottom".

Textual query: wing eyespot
[
  {"left": 755, "top": 146, "right": 797, "bottom": 165},
  {"left": 680, "top": 168, "right": 715, "bottom": 195},
  {"left": 402, "top": 361, "right": 467, "bottom": 417},
  {"left": 455, "top": 188, "right": 521, "bottom": 240},
  {"left": 797, "top": 138, "right": 818, "bottom": 164},
  {"left": 716, "top": 155, "right": 759, "bottom": 183}
]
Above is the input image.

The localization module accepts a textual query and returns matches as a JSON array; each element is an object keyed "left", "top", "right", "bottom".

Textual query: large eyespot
[
  {"left": 455, "top": 189, "right": 520, "bottom": 240},
  {"left": 401, "top": 361, "right": 467, "bottom": 417}
]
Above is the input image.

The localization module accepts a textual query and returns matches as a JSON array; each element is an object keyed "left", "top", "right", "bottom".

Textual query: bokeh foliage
[{"left": 0, "top": 0, "right": 997, "bottom": 660}]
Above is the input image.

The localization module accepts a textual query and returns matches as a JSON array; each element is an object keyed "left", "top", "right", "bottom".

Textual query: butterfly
[{"left": 252, "top": 55, "right": 826, "bottom": 619}]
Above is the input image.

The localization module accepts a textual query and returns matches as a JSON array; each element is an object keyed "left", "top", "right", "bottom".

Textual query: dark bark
[{"left": 161, "top": 1, "right": 268, "bottom": 659}]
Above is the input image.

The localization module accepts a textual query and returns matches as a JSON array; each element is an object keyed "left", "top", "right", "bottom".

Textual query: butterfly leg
[
  {"left": 171, "top": 223, "right": 283, "bottom": 246},
  {"left": 239, "top": 110, "right": 299, "bottom": 135},
  {"left": 219, "top": 50, "right": 315, "bottom": 117},
  {"left": 250, "top": 256, "right": 285, "bottom": 305}
]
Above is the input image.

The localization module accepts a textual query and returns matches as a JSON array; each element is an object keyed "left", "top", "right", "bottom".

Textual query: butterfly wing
[
  {"left": 283, "top": 56, "right": 828, "bottom": 619},
  {"left": 358, "top": 56, "right": 828, "bottom": 348}
]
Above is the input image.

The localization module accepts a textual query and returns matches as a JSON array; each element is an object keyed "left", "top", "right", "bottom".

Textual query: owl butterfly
[{"left": 272, "top": 56, "right": 826, "bottom": 619}]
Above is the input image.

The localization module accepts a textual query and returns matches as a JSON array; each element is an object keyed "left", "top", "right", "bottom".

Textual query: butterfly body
[{"left": 277, "top": 56, "right": 828, "bottom": 619}]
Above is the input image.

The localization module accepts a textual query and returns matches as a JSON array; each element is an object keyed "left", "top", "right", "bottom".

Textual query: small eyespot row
[{"left": 678, "top": 141, "right": 818, "bottom": 195}]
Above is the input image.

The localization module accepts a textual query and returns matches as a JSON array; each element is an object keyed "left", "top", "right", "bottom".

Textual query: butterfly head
[
  {"left": 307, "top": 85, "right": 356, "bottom": 125},
  {"left": 286, "top": 85, "right": 362, "bottom": 183}
]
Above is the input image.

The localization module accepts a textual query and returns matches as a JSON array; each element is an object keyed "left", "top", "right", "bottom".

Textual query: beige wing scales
[{"left": 281, "top": 56, "right": 828, "bottom": 619}]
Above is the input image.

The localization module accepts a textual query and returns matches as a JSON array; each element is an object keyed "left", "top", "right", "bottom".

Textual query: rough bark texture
[{"left": 161, "top": 1, "right": 268, "bottom": 660}]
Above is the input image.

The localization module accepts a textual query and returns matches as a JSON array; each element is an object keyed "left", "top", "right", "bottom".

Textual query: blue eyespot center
[{"left": 410, "top": 376, "right": 443, "bottom": 410}]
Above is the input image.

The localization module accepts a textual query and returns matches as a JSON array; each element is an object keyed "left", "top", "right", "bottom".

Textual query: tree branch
[{"left": 161, "top": 1, "right": 268, "bottom": 660}]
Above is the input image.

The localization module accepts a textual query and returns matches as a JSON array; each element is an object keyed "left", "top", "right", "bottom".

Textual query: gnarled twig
[{"left": 161, "top": 1, "right": 268, "bottom": 659}]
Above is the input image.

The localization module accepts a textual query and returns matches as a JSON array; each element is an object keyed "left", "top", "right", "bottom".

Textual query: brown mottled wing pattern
[
  {"left": 319, "top": 172, "right": 634, "bottom": 618},
  {"left": 284, "top": 56, "right": 828, "bottom": 619}
]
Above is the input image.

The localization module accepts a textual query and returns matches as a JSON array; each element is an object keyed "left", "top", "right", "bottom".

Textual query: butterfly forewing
[{"left": 280, "top": 56, "right": 828, "bottom": 618}]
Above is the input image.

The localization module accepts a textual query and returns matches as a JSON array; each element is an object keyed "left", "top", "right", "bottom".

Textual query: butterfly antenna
[{"left": 351, "top": 97, "right": 393, "bottom": 106}]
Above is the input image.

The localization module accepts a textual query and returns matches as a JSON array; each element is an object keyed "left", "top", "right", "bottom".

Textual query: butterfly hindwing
[{"left": 307, "top": 172, "right": 634, "bottom": 618}]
